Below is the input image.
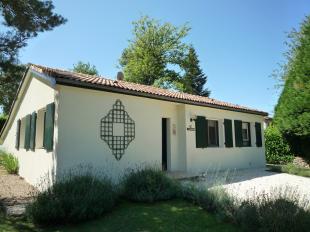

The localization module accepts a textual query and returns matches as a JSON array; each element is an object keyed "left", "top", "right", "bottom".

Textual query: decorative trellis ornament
[{"left": 100, "top": 100, "right": 135, "bottom": 160}]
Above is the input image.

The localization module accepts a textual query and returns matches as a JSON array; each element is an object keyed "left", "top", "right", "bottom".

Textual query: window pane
[
  {"left": 36, "top": 108, "right": 46, "bottom": 148},
  {"left": 207, "top": 120, "right": 218, "bottom": 146},
  {"left": 242, "top": 128, "right": 248, "bottom": 140},
  {"left": 242, "top": 122, "right": 250, "bottom": 146}
]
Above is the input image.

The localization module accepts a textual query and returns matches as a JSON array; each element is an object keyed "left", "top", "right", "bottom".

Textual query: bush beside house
[
  {"left": 25, "top": 165, "right": 310, "bottom": 232},
  {"left": 26, "top": 173, "right": 117, "bottom": 225},
  {"left": 122, "top": 166, "right": 179, "bottom": 202},
  {"left": 265, "top": 126, "right": 294, "bottom": 164}
]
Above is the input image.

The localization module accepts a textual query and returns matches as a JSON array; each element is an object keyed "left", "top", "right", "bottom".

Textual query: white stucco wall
[
  {"left": 184, "top": 105, "right": 266, "bottom": 173},
  {"left": 56, "top": 85, "right": 265, "bottom": 180},
  {"left": 56, "top": 85, "right": 183, "bottom": 181},
  {"left": 2, "top": 74, "right": 56, "bottom": 186}
]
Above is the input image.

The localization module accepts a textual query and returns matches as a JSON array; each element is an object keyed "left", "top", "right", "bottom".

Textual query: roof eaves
[{"left": 55, "top": 77, "right": 268, "bottom": 116}]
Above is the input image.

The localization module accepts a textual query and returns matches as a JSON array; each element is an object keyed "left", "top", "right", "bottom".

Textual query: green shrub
[
  {"left": 122, "top": 166, "right": 179, "bottom": 202},
  {"left": 236, "top": 200, "right": 260, "bottom": 231},
  {"left": 26, "top": 171, "right": 117, "bottom": 226},
  {"left": 259, "top": 198, "right": 310, "bottom": 232},
  {"left": 265, "top": 126, "right": 294, "bottom": 164},
  {"left": 236, "top": 189, "right": 310, "bottom": 232},
  {"left": 180, "top": 185, "right": 236, "bottom": 222},
  {"left": 0, "top": 151, "right": 19, "bottom": 174}
]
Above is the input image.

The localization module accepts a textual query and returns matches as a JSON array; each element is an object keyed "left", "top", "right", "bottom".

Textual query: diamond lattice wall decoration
[{"left": 100, "top": 100, "right": 135, "bottom": 160}]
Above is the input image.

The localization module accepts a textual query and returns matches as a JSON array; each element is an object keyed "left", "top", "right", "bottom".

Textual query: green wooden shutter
[
  {"left": 215, "top": 121, "right": 219, "bottom": 146},
  {"left": 44, "top": 103, "right": 55, "bottom": 151},
  {"left": 24, "top": 114, "right": 31, "bottom": 150},
  {"left": 255, "top": 122, "right": 262, "bottom": 147},
  {"left": 224, "top": 119, "right": 233, "bottom": 147},
  {"left": 195, "top": 116, "right": 207, "bottom": 148},
  {"left": 30, "top": 112, "right": 37, "bottom": 150},
  {"left": 205, "top": 119, "right": 209, "bottom": 146},
  {"left": 248, "top": 123, "right": 251, "bottom": 146},
  {"left": 234, "top": 120, "right": 243, "bottom": 147},
  {"left": 15, "top": 119, "right": 21, "bottom": 150}
]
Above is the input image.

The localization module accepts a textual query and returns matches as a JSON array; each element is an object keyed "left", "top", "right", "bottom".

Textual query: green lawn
[
  {"left": 267, "top": 163, "right": 310, "bottom": 177},
  {"left": 0, "top": 200, "right": 238, "bottom": 232}
]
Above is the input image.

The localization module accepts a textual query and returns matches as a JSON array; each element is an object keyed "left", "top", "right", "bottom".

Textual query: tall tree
[
  {"left": 0, "top": 63, "right": 26, "bottom": 114},
  {"left": 0, "top": 0, "right": 66, "bottom": 114},
  {"left": 73, "top": 61, "right": 99, "bottom": 75},
  {"left": 119, "top": 16, "right": 190, "bottom": 90},
  {"left": 274, "top": 15, "right": 310, "bottom": 157},
  {"left": 180, "top": 46, "right": 210, "bottom": 96}
]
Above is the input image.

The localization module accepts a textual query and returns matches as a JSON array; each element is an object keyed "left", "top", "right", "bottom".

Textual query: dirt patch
[
  {"left": 0, "top": 166, "right": 36, "bottom": 216},
  {"left": 293, "top": 157, "right": 310, "bottom": 168}
]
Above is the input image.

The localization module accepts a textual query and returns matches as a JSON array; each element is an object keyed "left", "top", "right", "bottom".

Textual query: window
[
  {"left": 195, "top": 117, "right": 219, "bottom": 148},
  {"left": 207, "top": 120, "right": 219, "bottom": 147},
  {"left": 242, "top": 122, "right": 251, "bottom": 146},
  {"left": 35, "top": 108, "right": 46, "bottom": 148}
]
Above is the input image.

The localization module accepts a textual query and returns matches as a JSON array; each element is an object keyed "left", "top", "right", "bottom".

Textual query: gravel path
[
  {"left": 191, "top": 168, "right": 310, "bottom": 206},
  {"left": 0, "top": 166, "right": 36, "bottom": 216}
]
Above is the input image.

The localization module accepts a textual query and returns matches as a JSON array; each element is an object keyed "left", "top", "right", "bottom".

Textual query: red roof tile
[{"left": 30, "top": 64, "right": 268, "bottom": 116}]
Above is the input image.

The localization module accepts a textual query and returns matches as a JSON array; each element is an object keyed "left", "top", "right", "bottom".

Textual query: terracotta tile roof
[{"left": 29, "top": 64, "right": 268, "bottom": 116}]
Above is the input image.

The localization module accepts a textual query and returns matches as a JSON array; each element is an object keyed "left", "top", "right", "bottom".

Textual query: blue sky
[{"left": 18, "top": 0, "right": 310, "bottom": 115}]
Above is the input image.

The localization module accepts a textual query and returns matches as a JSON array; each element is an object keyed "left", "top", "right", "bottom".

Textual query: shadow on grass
[
  {"left": 0, "top": 212, "right": 39, "bottom": 232},
  {"left": 0, "top": 200, "right": 239, "bottom": 232},
  {"left": 51, "top": 200, "right": 238, "bottom": 232}
]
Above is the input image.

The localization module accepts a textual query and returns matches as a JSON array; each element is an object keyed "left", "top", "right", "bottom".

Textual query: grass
[
  {"left": 267, "top": 163, "right": 310, "bottom": 177},
  {"left": 0, "top": 200, "right": 239, "bottom": 232},
  {"left": 0, "top": 151, "right": 19, "bottom": 174}
]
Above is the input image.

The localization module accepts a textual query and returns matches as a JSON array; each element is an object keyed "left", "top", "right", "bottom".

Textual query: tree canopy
[
  {"left": 119, "top": 16, "right": 210, "bottom": 96},
  {"left": 73, "top": 61, "right": 99, "bottom": 75},
  {"left": 273, "top": 15, "right": 310, "bottom": 156},
  {"left": 0, "top": 0, "right": 66, "bottom": 114}
]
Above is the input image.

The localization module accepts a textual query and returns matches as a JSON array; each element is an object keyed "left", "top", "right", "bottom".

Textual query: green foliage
[
  {"left": 265, "top": 126, "right": 294, "bottom": 164},
  {"left": 73, "top": 61, "right": 99, "bottom": 75},
  {"left": 0, "top": 64, "right": 26, "bottom": 114},
  {"left": 0, "top": 0, "right": 66, "bottom": 114},
  {"left": 0, "top": 114, "right": 7, "bottom": 131},
  {"left": 180, "top": 185, "right": 236, "bottom": 222},
  {"left": 1, "top": 200, "right": 239, "bottom": 232},
  {"left": 0, "top": 151, "right": 19, "bottom": 174},
  {"left": 122, "top": 166, "right": 179, "bottom": 202},
  {"left": 273, "top": 15, "right": 310, "bottom": 157},
  {"left": 236, "top": 194, "right": 310, "bottom": 232},
  {"left": 267, "top": 163, "right": 310, "bottom": 177},
  {"left": 119, "top": 16, "right": 210, "bottom": 96},
  {"left": 26, "top": 172, "right": 117, "bottom": 226},
  {"left": 180, "top": 46, "right": 210, "bottom": 96},
  {"left": 120, "top": 16, "right": 189, "bottom": 87}
]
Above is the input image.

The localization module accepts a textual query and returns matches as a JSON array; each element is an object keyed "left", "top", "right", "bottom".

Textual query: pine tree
[
  {"left": 0, "top": 0, "right": 66, "bottom": 114},
  {"left": 181, "top": 46, "right": 210, "bottom": 96}
]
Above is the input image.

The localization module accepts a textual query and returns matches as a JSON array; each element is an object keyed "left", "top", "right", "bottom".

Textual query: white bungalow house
[{"left": 0, "top": 64, "right": 267, "bottom": 186}]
